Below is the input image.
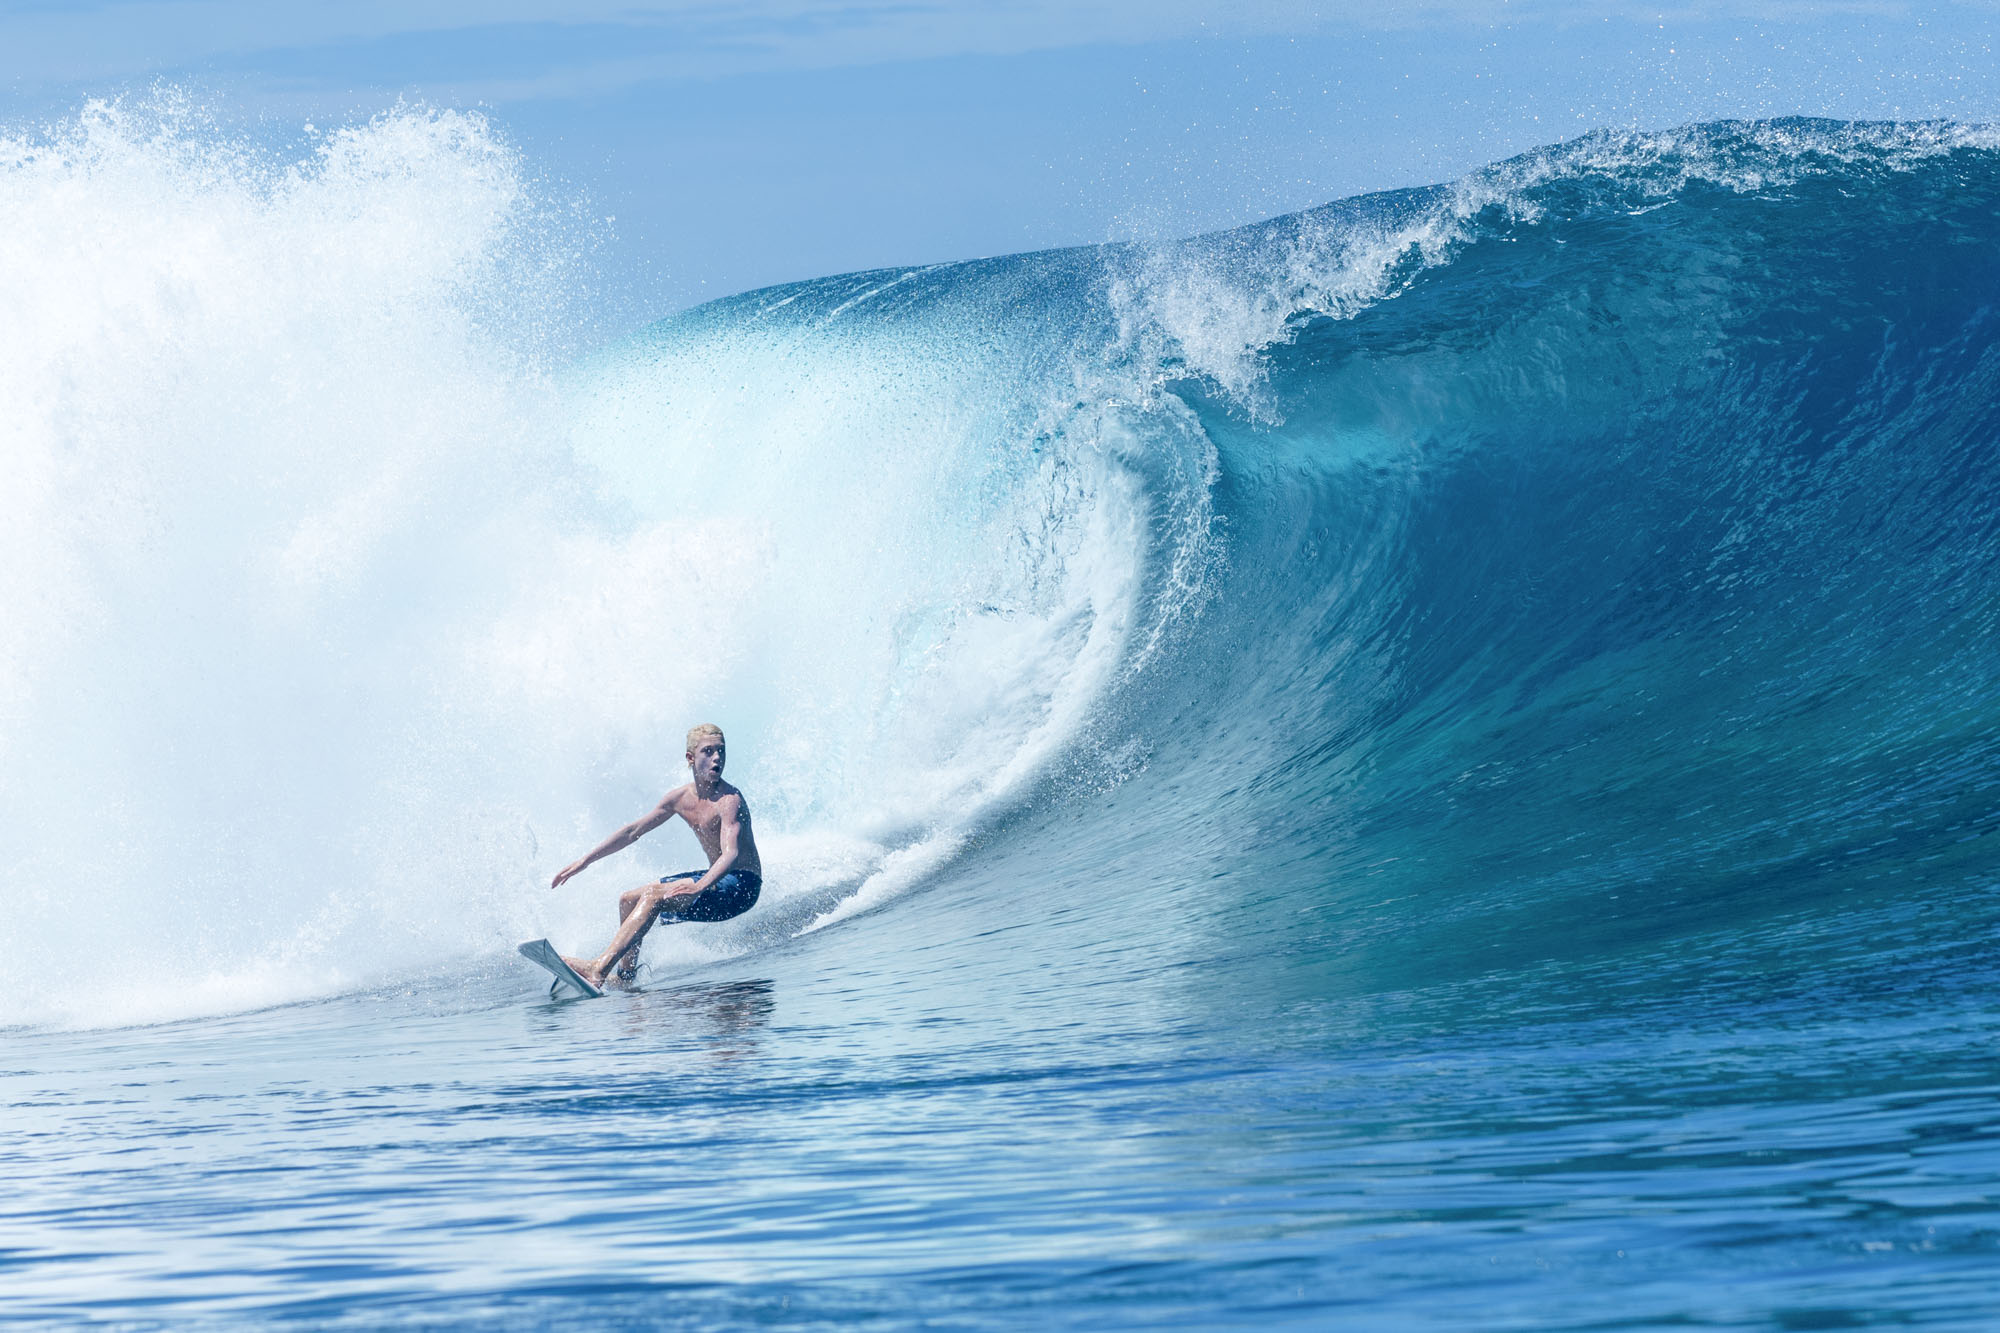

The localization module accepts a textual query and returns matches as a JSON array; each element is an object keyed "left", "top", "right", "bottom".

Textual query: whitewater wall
[{"left": 0, "top": 101, "right": 1215, "bottom": 1029}]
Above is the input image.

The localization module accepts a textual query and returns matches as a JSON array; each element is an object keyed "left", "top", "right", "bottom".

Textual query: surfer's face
[{"left": 689, "top": 740, "right": 726, "bottom": 785}]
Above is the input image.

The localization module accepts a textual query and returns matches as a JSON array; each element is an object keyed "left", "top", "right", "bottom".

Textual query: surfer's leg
[
  {"left": 609, "top": 874, "right": 700, "bottom": 980},
  {"left": 570, "top": 881, "right": 695, "bottom": 986},
  {"left": 612, "top": 886, "right": 648, "bottom": 980}
]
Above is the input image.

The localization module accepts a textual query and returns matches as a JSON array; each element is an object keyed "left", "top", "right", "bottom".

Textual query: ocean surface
[{"left": 4, "top": 108, "right": 1999, "bottom": 1327}]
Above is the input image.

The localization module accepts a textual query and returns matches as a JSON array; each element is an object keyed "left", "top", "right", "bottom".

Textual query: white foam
[{"left": 0, "top": 95, "right": 1217, "bottom": 1030}]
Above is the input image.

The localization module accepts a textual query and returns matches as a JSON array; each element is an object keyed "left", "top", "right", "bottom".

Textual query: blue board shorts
[{"left": 656, "top": 869, "right": 761, "bottom": 923}]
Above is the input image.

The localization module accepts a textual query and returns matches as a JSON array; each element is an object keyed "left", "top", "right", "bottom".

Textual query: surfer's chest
[{"left": 680, "top": 807, "right": 725, "bottom": 841}]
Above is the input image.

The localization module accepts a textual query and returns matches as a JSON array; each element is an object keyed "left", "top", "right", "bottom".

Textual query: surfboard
[{"left": 517, "top": 939, "right": 605, "bottom": 999}]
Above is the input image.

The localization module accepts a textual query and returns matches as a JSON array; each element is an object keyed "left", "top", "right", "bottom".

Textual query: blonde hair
[{"left": 685, "top": 723, "right": 725, "bottom": 755}]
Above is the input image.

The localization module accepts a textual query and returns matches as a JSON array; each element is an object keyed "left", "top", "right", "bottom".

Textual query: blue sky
[{"left": 5, "top": 2, "right": 1999, "bottom": 311}]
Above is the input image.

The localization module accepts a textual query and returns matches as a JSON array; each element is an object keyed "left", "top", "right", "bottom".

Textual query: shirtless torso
[{"left": 649, "top": 780, "right": 762, "bottom": 879}]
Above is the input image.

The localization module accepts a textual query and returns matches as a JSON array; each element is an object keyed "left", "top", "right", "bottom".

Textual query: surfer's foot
[{"left": 560, "top": 954, "right": 607, "bottom": 987}]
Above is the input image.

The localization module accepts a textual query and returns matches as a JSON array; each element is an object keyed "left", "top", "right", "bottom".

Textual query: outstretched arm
[{"left": 551, "top": 793, "right": 677, "bottom": 888}]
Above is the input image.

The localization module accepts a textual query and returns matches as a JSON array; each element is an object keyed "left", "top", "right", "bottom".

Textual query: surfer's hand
[{"left": 551, "top": 860, "right": 586, "bottom": 889}]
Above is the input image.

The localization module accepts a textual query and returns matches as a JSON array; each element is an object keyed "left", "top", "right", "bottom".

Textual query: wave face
[
  {"left": 1102, "top": 119, "right": 2000, "bottom": 999},
  {"left": 4, "top": 111, "right": 1998, "bottom": 1030}
]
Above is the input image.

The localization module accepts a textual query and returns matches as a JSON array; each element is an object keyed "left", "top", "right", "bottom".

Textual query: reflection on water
[{"left": 624, "top": 978, "right": 775, "bottom": 1060}]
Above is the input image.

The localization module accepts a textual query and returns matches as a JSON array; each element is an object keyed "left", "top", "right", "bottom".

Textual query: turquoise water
[{"left": 5, "top": 116, "right": 2000, "bottom": 1325}]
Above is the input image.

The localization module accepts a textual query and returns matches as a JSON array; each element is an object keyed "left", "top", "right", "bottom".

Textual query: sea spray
[
  {"left": 0, "top": 100, "right": 597, "bottom": 1025},
  {"left": 0, "top": 99, "right": 1208, "bottom": 1029}
]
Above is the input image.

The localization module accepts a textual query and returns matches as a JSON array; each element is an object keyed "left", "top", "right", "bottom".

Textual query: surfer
[{"left": 548, "top": 723, "right": 763, "bottom": 987}]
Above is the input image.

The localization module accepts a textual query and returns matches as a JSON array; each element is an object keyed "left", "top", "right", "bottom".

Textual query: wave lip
[{"left": 1106, "top": 118, "right": 2000, "bottom": 408}]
